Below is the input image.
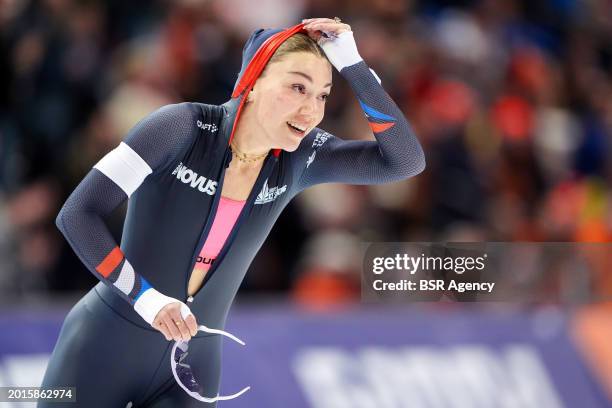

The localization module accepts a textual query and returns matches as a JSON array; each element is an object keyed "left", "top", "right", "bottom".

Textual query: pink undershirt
[{"left": 193, "top": 196, "right": 246, "bottom": 275}]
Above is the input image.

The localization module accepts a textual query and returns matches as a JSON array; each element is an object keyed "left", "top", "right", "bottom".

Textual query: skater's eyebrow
[{"left": 288, "top": 71, "right": 332, "bottom": 88}]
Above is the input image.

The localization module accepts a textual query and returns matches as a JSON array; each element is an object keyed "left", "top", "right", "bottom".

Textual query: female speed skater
[{"left": 40, "top": 17, "right": 425, "bottom": 407}]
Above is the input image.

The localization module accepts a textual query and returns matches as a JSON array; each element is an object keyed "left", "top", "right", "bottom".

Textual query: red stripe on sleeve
[
  {"left": 369, "top": 122, "right": 395, "bottom": 133},
  {"left": 96, "top": 246, "right": 124, "bottom": 278}
]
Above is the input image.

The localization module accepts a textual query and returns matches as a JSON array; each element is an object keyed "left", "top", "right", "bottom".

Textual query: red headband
[
  {"left": 229, "top": 23, "right": 306, "bottom": 157},
  {"left": 232, "top": 23, "right": 306, "bottom": 99}
]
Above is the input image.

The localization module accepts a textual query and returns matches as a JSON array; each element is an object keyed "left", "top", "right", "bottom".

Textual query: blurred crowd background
[{"left": 1, "top": 0, "right": 612, "bottom": 306}]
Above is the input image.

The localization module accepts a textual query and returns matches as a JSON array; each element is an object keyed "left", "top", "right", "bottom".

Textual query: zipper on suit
[
  {"left": 196, "top": 154, "right": 277, "bottom": 291},
  {"left": 184, "top": 149, "right": 277, "bottom": 301},
  {"left": 183, "top": 148, "right": 232, "bottom": 300}
]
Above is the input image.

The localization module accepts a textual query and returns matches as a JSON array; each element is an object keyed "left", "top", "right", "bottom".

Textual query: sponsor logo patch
[
  {"left": 172, "top": 162, "right": 217, "bottom": 195},
  {"left": 196, "top": 120, "right": 218, "bottom": 133},
  {"left": 312, "top": 131, "right": 331, "bottom": 148},
  {"left": 306, "top": 151, "right": 316, "bottom": 168},
  {"left": 255, "top": 179, "right": 287, "bottom": 204}
]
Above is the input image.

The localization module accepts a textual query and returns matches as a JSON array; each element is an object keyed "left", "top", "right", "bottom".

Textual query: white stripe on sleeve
[
  {"left": 94, "top": 142, "right": 153, "bottom": 197},
  {"left": 114, "top": 260, "right": 136, "bottom": 296}
]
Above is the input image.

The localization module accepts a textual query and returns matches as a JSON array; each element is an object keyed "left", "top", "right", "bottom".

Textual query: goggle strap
[
  {"left": 197, "top": 324, "right": 246, "bottom": 346},
  {"left": 170, "top": 326, "right": 250, "bottom": 402}
]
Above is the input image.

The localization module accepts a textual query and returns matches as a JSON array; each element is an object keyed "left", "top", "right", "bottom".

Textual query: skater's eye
[{"left": 292, "top": 84, "right": 306, "bottom": 94}]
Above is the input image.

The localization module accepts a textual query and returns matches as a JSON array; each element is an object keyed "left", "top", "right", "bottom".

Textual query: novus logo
[
  {"left": 197, "top": 120, "right": 218, "bottom": 133},
  {"left": 172, "top": 162, "right": 217, "bottom": 195},
  {"left": 255, "top": 179, "right": 287, "bottom": 204}
]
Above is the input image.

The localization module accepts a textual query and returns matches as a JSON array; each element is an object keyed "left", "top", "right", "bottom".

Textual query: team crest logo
[{"left": 255, "top": 179, "right": 287, "bottom": 204}]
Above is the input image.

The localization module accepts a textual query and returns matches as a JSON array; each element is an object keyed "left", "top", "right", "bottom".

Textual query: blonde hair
[{"left": 266, "top": 33, "right": 329, "bottom": 67}]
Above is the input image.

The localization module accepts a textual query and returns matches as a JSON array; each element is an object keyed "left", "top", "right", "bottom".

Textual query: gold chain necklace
[{"left": 230, "top": 142, "right": 268, "bottom": 163}]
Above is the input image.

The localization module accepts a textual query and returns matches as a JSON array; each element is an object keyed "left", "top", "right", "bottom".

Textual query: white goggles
[{"left": 170, "top": 325, "right": 250, "bottom": 403}]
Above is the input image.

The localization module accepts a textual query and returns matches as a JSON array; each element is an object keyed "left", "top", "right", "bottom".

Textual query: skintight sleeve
[
  {"left": 56, "top": 103, "right": 197, "bottom": 323},
  {"left": 294, "top": 61, "right": 425, "bottom": 191}
]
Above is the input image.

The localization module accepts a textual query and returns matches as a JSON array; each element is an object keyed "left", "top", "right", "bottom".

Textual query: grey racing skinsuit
[{"left": 40, "top": 25, "right": 425, "bottom": 407}]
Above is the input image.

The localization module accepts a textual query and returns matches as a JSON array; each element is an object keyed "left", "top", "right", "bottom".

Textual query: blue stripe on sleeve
[{"left": 359, "top": 100, "right": 397, "bottom": 122}]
